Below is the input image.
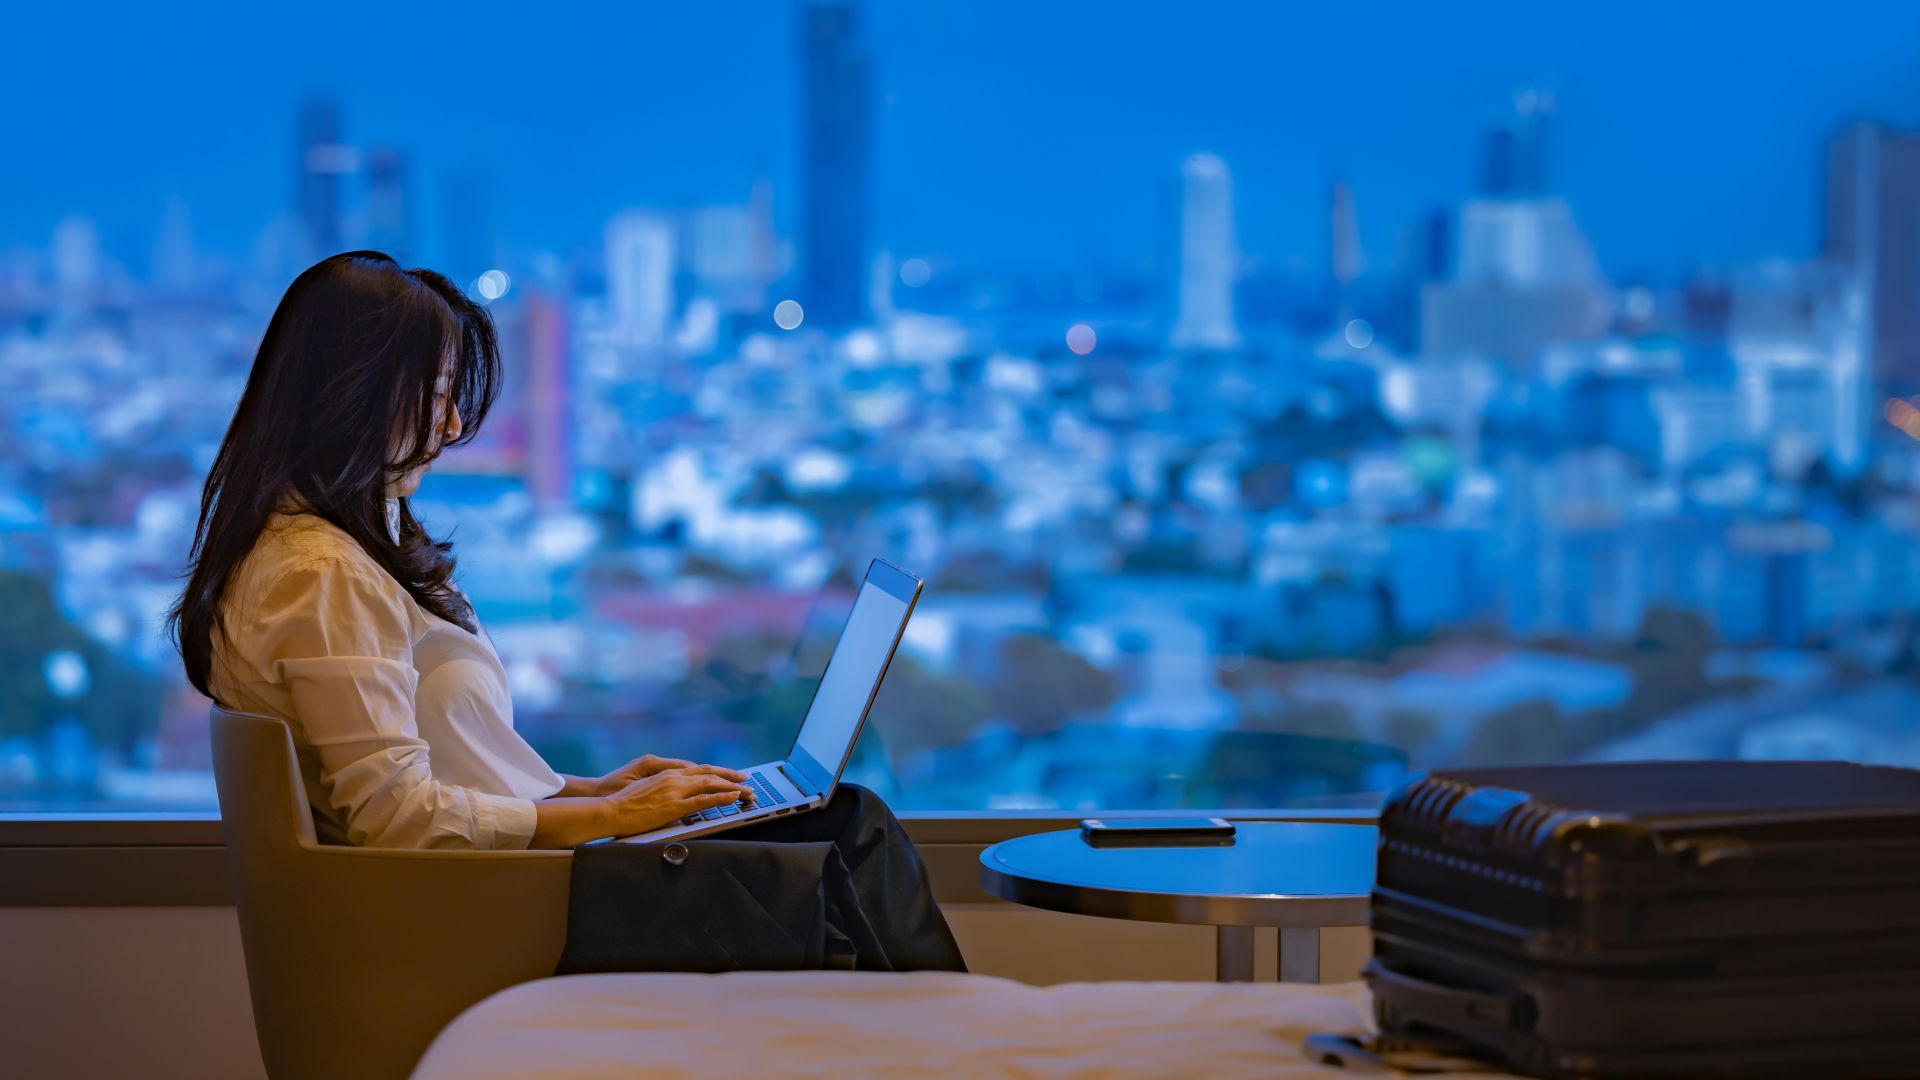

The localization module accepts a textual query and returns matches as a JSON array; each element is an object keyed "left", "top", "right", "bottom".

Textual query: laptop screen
[{"left": 788, "top": 563, "right": 918, "bottom": 791}]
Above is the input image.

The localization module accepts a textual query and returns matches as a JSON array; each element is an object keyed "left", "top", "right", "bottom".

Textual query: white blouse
[{"left": 208, "top": 507, "right": 563, "bottom": 849}]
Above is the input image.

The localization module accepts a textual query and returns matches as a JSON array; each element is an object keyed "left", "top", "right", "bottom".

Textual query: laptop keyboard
[{"left": 680, "top": 770, "right": 788, "bottom": 826}]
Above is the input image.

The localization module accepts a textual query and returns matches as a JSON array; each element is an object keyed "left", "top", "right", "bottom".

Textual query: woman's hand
[
  {"left": 591, "top": 754, "right": 733, "bottom": 797},
  {"left": 535, "top": 760, "right": 757, "bottom": 846},
  {"left": 598, "top": 766, "right": 757, "bottom": 838}
]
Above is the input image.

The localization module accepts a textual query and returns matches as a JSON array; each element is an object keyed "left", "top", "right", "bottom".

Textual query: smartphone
[{"left": 1079, "top": 817, "right": 1236, "bottom": 847}]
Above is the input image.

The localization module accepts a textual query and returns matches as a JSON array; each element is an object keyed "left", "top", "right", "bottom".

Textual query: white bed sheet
[{"left": 413, "top": 972, "right": 1501, "bottom": 1079}]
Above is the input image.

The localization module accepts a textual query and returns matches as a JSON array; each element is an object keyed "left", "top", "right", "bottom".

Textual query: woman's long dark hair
[{"left": 168, "top": 251, "right": 500, "bottom": 696}]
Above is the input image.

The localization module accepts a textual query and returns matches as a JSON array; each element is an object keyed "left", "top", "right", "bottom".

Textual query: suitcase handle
[{"left": 1366, "top": 961, "right": 1531, "bottom": 1032}]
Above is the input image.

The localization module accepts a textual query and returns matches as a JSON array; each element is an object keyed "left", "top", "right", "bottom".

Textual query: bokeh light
[
  {"left": 773, "top": 299, "right": 805, "bottom": 330},
  {"left": 845, "top": 329, "right": 883, "bottom": 364},
  {"left": 1886, "top": 397, "right": 1920, "bottom": 440},
  {"left": 43, "top": 649, "right": 89, "bottom": 698},
  {"left": 1343, "top": 318, "right": 1374, "bottom": 349},
  {"left": 474, "top": 269, "right": 510, "bottom": 302},
  {"left": 899, "top": 258, "right": 931, "bottom": 287},
  {"left": 1066, "top": 323, "right": 1097, "bottom": 355}
]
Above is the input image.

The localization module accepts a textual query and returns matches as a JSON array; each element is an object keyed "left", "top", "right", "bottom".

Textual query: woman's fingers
[
  {"left": 638, "top": 755, "right": 694, "bottom": 775},
  {"left": 685, "top": 790, "right": 750, "bottom": 811},
  {"left": 669, "top": 770, "right": 754, "bottom": 801},
  {"left": 674, "top": 763, "right": 752, "bottom": 783}
]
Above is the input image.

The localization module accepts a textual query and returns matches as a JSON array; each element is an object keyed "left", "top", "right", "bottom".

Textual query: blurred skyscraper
[
  {"left": 440, "top": 167, "right": 496, "bottom": 288},
  {"left": 1422, "top": 94, "right": 1608, "bottom": 364},
  {"left": 1726, "top": 260, "right": 1870, "bottom": 476},
  {"left": 1453, "top": 198, "right": 1599, "bottom": 288},
  {"left": 1329, "top": 178, "right": 1363, "bottom": 318},
  {"left": 606, "top": 211, "right": 676, "bottom": 345},
  {"left": 296, "top": 100, "right": 353, "bottom": 257},
  {"left": 1481, "top": 89, "right": 1555, "bottom": 196},
  {"left": 687, "top": 202, "right": 770, "bottom": 313},
  {"left": 1419, "top": 208, "right": 1452, "bottom": 283},
  {"left": 1825, "top": 122, "right": 1920, "bottom": 394},
  {"left": 51, "top": 216, "right": 100, "bottom": 316},
  {"left": 522, "top": 292, "right": 576, "bottom": 510},
  {"left": 800, "top": 3, "right": 873, "bottom": 327},
  {"left": 366, "top": 148, "right": 413, "bottom": 257},
  {"left": 1170, "top": 153, "right": 1241, "bottom": 350},
  {"left": 749, "top": 179, "right": 779, "bottom": 288}
]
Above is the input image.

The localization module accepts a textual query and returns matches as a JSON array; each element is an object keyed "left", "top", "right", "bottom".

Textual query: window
[{"left": 4, "top": 4, "right": 1919, "bottom": 817}]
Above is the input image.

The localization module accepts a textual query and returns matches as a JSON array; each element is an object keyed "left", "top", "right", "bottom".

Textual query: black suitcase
[{"left": 1365, "top": 761, "right": 1920, "bottom": 1078}]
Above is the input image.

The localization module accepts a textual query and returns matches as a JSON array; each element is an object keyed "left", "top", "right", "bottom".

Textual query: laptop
[{"left": 617, "top": 558, "right": 923, "bottom": 843}]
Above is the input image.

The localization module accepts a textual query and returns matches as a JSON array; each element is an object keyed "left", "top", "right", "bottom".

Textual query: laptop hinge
[{"left": 778, "top": 761, "right": 821, "bottom": 798}]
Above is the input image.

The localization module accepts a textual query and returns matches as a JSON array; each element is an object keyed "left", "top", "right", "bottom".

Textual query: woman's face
[{"left": 385, "top": 351, "right": 462, "bottom": 499}]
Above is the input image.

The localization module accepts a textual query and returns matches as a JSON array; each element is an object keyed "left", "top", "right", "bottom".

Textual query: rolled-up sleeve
[{"left": 257, "top": 558, "right": 540, "bottom": 849}]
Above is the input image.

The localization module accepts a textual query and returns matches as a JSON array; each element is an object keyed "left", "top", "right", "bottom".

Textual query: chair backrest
[{"left": 211, "top": 706, "right": 573, "bottom": 1080}]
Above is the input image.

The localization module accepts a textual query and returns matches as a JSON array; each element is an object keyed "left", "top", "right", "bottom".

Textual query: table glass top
[{"left": 983, "top": 822, "right": 1377, "bottom": 900}]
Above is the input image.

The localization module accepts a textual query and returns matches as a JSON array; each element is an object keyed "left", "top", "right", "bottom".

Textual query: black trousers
[{"left": 728, "top": 782, "right": 967, "bottom": 973}]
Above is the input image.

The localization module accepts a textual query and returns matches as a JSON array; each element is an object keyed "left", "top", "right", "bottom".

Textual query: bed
[{"left": 412, "top": 972, "right": 1500, "bottom": 1078}]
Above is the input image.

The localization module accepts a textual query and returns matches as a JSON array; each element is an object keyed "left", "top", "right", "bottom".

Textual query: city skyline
[
  {"left": 7, "top": 2, "right": 1920, "bottom": 815},
  {"left": 6, "top": 2, "right": 1920, "bottom": 283}
]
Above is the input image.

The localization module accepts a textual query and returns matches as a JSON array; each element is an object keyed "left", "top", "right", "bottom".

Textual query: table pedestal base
[
  {"left": 1215, "top": 926, "right": 1323, "bottom": 983},
  {"left": 1279, "top": 927, "right": 1321, "bottom": 984},
  {"left": 1215, "top": 926, "right": 1255, "bottom": 981}
]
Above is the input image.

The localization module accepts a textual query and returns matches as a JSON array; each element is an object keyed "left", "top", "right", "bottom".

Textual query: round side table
[{"left": 979, "top": 821, "right": 1375, "bottom": 983}]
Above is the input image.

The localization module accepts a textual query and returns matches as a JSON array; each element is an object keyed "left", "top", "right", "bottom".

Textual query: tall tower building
[
  {"left": 523, "top": 293, "right": 575, "bottom": 510},
  {"left": 1825, "top": 122, "right": 1920, "bottom": 393},
  {"left": 1421, "top": 92, "right": 1607, "bottom": 363},
  {"left": 440, "top": 168, "right": 496, "bottom": 287},
  {"left": 800, "top": 3, "right": 873, "bottom": 328},
  {"left": 605, "top": 211, "right": 676, "bottom": 346},
  {"left": 687, "top": 204, "right": 765, "bottom": 313},
  {"left": 1481, "top": 88, "right": 1555, "bottom": 196},
  {"left": 748, "top": 179, "right": 779, "bottom": 292},
  {"left": 51, "top": 216, "right": 100, "bottom": 316},
  {"left": 1170, "top": 153, "right": 1241, "bottom": 351},
  {"left": 1454, "top": 198, "right": 1599, "bottom": 288},
  {"left": 296, "top": 100, "right": 352, "bottom": 257},
  {"left": 365, "top": 147, "right": 413, "bottom": 257},
  {"left": 1329, "top": 178, "right": 1364, "bottom": 317},
  {"left": 1420, "top": 207, "right": 1453, "bottom": 283}
]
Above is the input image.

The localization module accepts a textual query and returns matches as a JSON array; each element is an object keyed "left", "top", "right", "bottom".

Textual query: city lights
[
  {"left": 43, "top": 650, "right": 89, "bottom": 699},
  {"left": 1066, "top": 323, "right": 1096, "bottom": 355},
  {"left": 844, "top": 329, "right": 883, "bottom": 364},
  {"left": 5, "top": 6, "right": 1920, "bottom": 821},
  {"left": 1885, "top": 398, "right": 1920, "bottom": 440},
  {"left": 474, "top": 269, "right": 510, "bottom": 302}
]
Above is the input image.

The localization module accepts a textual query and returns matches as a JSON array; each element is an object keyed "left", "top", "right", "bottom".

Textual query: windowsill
[
  {"left": 0, "top": 814, "right": 226, "bottom": 847},
  {"left": 0, "top": 808, "right": 1378, "bottom": 907}
]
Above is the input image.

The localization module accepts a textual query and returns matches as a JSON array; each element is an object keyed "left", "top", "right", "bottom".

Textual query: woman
[{"left": 169, "top": 252, "right": 961, "bottom": 968}]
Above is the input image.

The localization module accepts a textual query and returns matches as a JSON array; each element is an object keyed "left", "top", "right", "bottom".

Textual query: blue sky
[{"left": 6, "top": 0, "right": 1920, "bottom": 282}]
